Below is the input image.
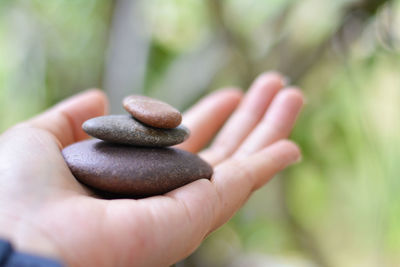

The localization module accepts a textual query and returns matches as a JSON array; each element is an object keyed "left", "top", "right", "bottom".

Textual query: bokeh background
[{"left": 1, "top": 0, "right": 400, "bottom": 266}]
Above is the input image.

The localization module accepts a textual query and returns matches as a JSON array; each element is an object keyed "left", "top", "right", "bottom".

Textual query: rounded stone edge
[
  {"left": 81, "top": 115, "right": 190, "bottom": 147},
  {"left": 62, "top": 140, "right": 213, "bottom": 198},
  {"left": 122, "top": 95, "right": 182, "bottom": 129}
]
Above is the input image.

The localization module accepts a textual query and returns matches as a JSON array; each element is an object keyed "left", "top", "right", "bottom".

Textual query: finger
[
  {"left": 175, "top": 89, "right": 242, "bottom": 153},
  {"left": 200, "top": 72, "right": 284, "bottom": 165},
  {"left": 26, "top": 89, "right": 108, "bottom": 148},
  {"left": 233, "top": 88, "right": 303, "bottom": 158},
  {"left": 127, "top": 140, "right": 300, "bottom": 266},
  {"left": 207, "top": 139, "right": 301, "bottom": 231}
]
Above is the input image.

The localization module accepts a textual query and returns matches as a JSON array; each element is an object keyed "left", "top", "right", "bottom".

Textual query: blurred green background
[{"left": 1, "top": 0, "right": 400, "bottom": 266}]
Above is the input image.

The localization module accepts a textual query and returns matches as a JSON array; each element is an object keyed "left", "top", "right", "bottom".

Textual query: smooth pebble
[
  {"left": 82, "top": 115, "right": 189, "bottom": 147},
  {"left": 62, "top": 139, "right": 213, "bottom": 197},
  {"left": 123, "top": 95, "right": 182, "bottom": 129}
]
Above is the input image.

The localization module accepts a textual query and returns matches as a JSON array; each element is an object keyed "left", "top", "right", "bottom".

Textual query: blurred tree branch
[
  {"left": 279, "top": 0, "right": 390, "bottom": 83},
  {"left": 207, "top": 0, "right": 256, "bottom": 87},
  {"left": 103, "top": 0, "right": 151, "bottom": 114}
]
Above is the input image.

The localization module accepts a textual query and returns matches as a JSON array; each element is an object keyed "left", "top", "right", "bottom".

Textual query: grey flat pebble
[
  {"left": 123, "top": 95, "right": 182, "bottom": 129},
  {"left": 62, "top": 139, "right": 213, "bottom": 197},
  {"left": 82, "top": 115, "right": 189, "bottom": 147}
]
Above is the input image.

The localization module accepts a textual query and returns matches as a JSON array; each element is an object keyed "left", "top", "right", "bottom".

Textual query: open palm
[{"left": 0, "top": 72, "right": 303, "bottom": 267}]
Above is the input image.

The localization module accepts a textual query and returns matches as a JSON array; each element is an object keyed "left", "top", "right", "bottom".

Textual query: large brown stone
[
  {"left": 123, "top": 95, "right": 182, "bottom": 129},
  {"left": 62, "top": 139, "right": 213, "bottom": 197},
  {"left": 82, "top": 115, "right": 189, "bottom": 147}
]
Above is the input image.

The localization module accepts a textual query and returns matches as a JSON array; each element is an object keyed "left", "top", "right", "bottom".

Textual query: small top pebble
[{"left": 123, "top": 95, "right": 182, "bottom": 129}]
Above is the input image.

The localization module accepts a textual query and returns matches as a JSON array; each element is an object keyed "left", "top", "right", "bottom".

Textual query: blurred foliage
[{"left": 1, "top": 0, "right": 400, "bottom": 266}]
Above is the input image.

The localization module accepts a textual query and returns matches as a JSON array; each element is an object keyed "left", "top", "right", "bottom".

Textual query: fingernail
[
  {"left": 294, "top": 155, "right": 302, "bottom": 164},
  {"left": 282, "top": 76, "right": 291, "bottom": 86},
  {"left": 287, "top": 153, "right": 302, "bottom": 166},
  {"left": 301, "top": 94, "right": 308, "bottom": 105}
]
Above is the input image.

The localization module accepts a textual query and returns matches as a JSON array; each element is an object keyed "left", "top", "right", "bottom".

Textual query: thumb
[{"left": 27, "top": 89, "right": 108, "bottom": 148}]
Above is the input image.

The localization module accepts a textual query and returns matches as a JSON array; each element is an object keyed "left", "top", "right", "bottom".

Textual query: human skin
[{"left": 0, "top": 72, "right": 303, "bottom": 267}]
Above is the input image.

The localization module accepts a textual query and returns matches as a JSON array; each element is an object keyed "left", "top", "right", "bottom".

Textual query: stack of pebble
[{"left": 62, "top": 95, "right": 213, "bottom": 198}]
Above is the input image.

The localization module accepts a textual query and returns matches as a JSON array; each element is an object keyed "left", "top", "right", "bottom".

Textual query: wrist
[{"left": 0, "top": 211, "right": 62, "bottom": 262}]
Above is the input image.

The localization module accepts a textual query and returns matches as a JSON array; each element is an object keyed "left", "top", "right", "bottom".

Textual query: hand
[{"left": 0, "top": 72, "right": 303, "bottom": 267}]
